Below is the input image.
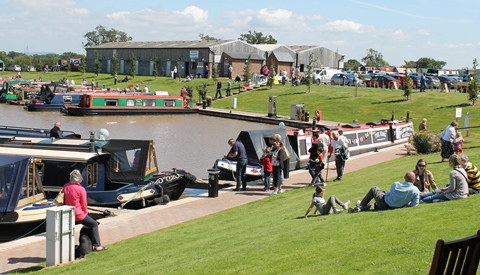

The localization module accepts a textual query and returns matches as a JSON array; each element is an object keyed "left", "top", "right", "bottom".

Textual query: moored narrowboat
[{"left": 63, "top": 92, "right": 198, "bottom": 116}]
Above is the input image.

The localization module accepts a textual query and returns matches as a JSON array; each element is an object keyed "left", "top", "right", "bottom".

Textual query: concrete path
[{"left": 0, "top": 144, "right": 407, "bottom": 274}]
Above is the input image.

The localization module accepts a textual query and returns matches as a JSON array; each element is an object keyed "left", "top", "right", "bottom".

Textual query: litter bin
[
  {"left": 202, "top": 99, "right": 207, "bottom": 109},
  {"left": 208, "top": 168, "right": 220, "bottom": 198},
  {"left": 283, "top": 160, "right": 290, "bottom": 179}
]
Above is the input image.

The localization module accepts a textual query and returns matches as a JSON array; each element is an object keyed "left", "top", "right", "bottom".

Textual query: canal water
[{"left": 0, "top": 104, "right": 275, "bottom": 178}]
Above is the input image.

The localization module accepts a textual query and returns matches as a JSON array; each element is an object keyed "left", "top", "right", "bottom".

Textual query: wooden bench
[{"left": 429, "top": 229, "right": 480, "bottom": 275}]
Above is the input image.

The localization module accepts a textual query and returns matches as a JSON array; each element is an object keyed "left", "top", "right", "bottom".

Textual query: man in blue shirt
[
  {"left": 228, "top": 139, "right": 248, "bottom": 191},
  {"left": 352, "top": 172, "right": 420, "bottom": 212}
]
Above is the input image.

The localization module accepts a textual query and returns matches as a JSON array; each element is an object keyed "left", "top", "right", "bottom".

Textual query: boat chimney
[{"left": 89, "top": 131, "right": 95, "bottom": 152}]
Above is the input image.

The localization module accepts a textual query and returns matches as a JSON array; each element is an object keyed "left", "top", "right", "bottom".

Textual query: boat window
[
  {"left": 144, "top": 99, "right": 156, "bottom": 107},
  {"left": 126, "top": 99, "right": 135, "bottom": 106},
  {"left": 0, "top": 164, "right": 16, "bottom": 199},
  {"left": 105, "top": 99, "right": 118, "bottom": 106},
  {"left": 55, "top": 86, "right": 68, "bottom": 93},
  {"left": 164, "top": 100, "right": 176, "bottom": 107},
  {"left": 86, "top": 163, "right": 98, "bottom": 189},
  {"left": 299, "top": 139, "right": 308, "bottom": 156},
  {"left": 63, "top": 96, "right": 73, "bottom": 104}
]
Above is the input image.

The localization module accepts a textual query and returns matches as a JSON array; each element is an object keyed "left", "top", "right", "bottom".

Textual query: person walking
[
  {"left": 227, "top": 138, "right": 248, "bottom": 191},
  {"left": 215, "top": 80, "right": 223, "bottom": 99}
]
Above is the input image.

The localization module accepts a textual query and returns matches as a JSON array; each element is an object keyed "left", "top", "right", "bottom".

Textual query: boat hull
[{"left": 65, "top": 106, "right": 198, "bottom": 116}]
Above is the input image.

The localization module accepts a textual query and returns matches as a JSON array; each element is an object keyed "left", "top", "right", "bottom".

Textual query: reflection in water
[{"left": 0, "top": 104, "right": 275, "bottom": 178}]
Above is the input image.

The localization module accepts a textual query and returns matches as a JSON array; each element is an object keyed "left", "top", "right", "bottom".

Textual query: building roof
[
  {"left": 224, "top": 52, "right": 265, "bottom": 61},
  {"left": 272, "top": 52, "right": 295, "bottom": 63},
  {"left": 88, "top": 40, "right": 234, "bottom": 49}
]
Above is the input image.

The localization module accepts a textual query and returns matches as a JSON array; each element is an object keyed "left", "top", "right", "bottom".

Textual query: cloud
[
  {"left": 321, "top": 20, "right": 363, "bottom": 33},
  {"left": 175, "top": 6, "right": 208, "bottom": 23}
]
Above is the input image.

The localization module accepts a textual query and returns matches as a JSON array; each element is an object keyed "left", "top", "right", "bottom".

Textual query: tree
[
  {"left": 211, "top": 64, "right": 218, "bottom": 83},
  {"left": 111, "top": 53, "right": 119, "bottom": 76},
  {"left": 199, "top": 33, "right": 218, "bottom": 41},
  {"left": 239, "top": 30, "right": 277, "bottom": 44},
  {"left": 83, "top": 25, "right": 132, "bottom": 48},
  {"left": 345, "top": 59, "right": 362, "bottom": 71},
  {"left": 361, "top": 48, "right": 389, "bottom": 67},
  {"left": 243, "top": 54, "right": 252, "bottom": 82},
  {"left": 305, "top": 53, "right": 317, "bottom": 93},
  {"left": 152, "top": 56, "right": 158, "bottom": 80},
  {"left": 467, "top": 58, "right": 478, "bottom": 105},
  {"left": 79, "top": 57, "right": 86, "bottom": 75},
  {"left": 403, "top": 58, "right": 446, "bottom": 70},
  {"left": 130, "top": 53, "right": 137, "bottom": 79},
  {"left": 93, "top": 51, "right": 101, "bottom": 76},
  {"left": 403, "top": 74, "right": 413, "bottom": 100}
]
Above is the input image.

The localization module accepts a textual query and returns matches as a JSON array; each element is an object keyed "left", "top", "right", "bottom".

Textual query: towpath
[{"left": 0, "top": 143, "right": 407, "bottom": 274}]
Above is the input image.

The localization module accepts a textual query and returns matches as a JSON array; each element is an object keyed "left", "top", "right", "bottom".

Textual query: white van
[{"left": 313, "top": 68, "right": 342, "bottom": 84}]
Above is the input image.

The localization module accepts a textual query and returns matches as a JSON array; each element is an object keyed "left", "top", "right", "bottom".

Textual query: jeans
[
  {"left": 318, "top": 195, "right": 346, "bottom": 215},
  {"left": 420, "top": 191, "right": 449, "bottom": 203},
  {"left": 359, "top": 186, "right": 390, "bottom": 211},
  {"left": 308, "top": 160, "right": 317, "bottom": 179},
  {"left": 263, "top": 171, "right": 271, "bottom": 190},
  {"left": 469, "top": 188, "right": 480, "bottom": 195},
  {"left": 335, "top": 155, "right": 345, "bottom": 180},
  {"left": 236, "top": 158, "right": 248, "bottom": 190},
  {"left": 78, "top": 215, "right": 101, "bottom": 247}
]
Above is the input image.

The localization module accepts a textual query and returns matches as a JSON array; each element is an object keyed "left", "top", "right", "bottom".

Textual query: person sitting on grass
[
  {"left": 420, "top": 154, "right": 468, "bottom": 203},
  {"left": 459, "top": 154, "right": 480, "bottom": 195},
  {"left": 304, "top": 186, "right": 350, "bottom": 218},
  {"left": 352, "top": 172, "right": 419, "bottom": 212}
]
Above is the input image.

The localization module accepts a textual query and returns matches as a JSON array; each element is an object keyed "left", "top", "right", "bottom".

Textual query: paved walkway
[{"left": 0, "top": 144, "right": 407, "bottom": 274}]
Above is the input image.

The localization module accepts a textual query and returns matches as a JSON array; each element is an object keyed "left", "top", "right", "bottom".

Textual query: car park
[
  {"left": 390, "top": 74, "right": 414, "bottom": 89},
  {"left": 6, "top": 65, "right": 21, "bottom": 72},
  {"left": 408, "top": 74, "right": 420, "bottom": 89}
]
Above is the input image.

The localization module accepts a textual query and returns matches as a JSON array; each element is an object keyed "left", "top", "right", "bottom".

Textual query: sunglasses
[{"left": 418, "top": 164, "right": 426, "bottom": 167}]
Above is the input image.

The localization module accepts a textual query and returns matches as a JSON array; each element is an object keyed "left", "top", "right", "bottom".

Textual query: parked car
[
  {"left": 438, "top": 75, "right": 456, "bottom": 89},
  {"left": 22, "top": 66, "right": 36, "bottom": 72},
  {"left": 426, "top": 76, "right": 440, "bottom": 88},
  {"left": 390, "top": 74, "right": 414, "bottom": 89},
  {"left": 365, "top": 75, "right": 400, "bottom": 89},
  {"left": 330, "top": 73, "right": 357, "bottom": 86},
  {"left": 409, "top": 75, "right": 420, "bottom": 89},
  {"left": 6, "top": 65, "right": 21, "bottom": 72}
]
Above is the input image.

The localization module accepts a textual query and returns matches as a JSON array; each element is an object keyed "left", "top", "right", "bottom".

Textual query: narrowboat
[
  {"left": 0, "top": 80, "right": 33, "bottom": 103},
  {"left": 0, "top": 125, "right": 81, "bottom": 139},
  {"left": 62, "top": 92, "right": 198, "bottom": 116},
  {"left": 0, "top": 155, "right": 54, "bottom": 241},
  {"left": 214, "top": 119, "right": 414, "bottom": 180},
  {"left": 0, "top": 130, "right": 197, "bottom": 209},
  {"left": 24, "top": 82, "right": 84, "bottom": 112}
]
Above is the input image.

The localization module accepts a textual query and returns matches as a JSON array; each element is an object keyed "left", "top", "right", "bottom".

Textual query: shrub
[{"left": 408, "top": 131, "right": 441, "bottom": 154}]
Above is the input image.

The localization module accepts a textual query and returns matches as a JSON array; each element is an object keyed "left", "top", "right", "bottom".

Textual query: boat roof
[{"left": 0, "top": 146, "right": 100, "bottom": 162}]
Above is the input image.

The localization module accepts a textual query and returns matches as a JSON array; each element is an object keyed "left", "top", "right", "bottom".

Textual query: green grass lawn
[{"left": 6, "top": 72, "right": 480, "bottom": 274}]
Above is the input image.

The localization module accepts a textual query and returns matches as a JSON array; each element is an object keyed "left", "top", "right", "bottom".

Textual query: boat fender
[{"left": 315, "top": 109, "right": 322, "bottom": 121}]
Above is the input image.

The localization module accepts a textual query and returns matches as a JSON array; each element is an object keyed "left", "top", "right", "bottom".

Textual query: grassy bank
[{"left": 5, "top": 72, "right": 480, "bottom": 274}]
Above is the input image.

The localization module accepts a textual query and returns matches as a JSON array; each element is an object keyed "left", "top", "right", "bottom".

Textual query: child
[
  {"left": 260, "top": 146, "right": 273, "bottom": 191},
  {"left": 309, "top": 147, "right": 326, "bottom": 186},
  {"left": 304, "top": 186, "right": 350, "bottom": 218},
  {"left": 453, "top": 132, "right": 464, "bottom": 154}
]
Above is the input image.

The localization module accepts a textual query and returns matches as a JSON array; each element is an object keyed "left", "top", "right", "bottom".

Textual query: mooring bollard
[{"left": 208, "top": 168, "right": 220, "bottom": 198}]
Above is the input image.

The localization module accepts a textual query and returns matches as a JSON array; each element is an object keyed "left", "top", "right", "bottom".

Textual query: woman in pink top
[{"left": 63, "top": 169, "right": 107, "bottom": 251}]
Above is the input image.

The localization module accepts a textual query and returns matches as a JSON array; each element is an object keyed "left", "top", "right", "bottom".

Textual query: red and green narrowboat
[{"left": 63, "top": 92, "right": 197, "bottom": 116}]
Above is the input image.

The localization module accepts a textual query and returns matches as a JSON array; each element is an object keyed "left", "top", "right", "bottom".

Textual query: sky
[{"left": 1, "top": 0, "right": 480, "bottom": 69}]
